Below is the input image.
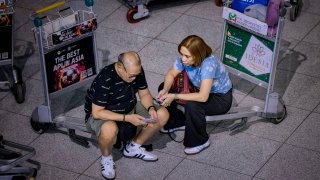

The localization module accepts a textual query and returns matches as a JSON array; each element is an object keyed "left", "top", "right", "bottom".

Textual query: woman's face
[{"left": 180, "top": 46, "right": 194, "bottom": 66}]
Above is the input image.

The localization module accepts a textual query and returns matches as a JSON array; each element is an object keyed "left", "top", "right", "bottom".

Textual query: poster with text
[
  {"left": 223, "top": 24, "right": 274, "bottom": 83},
  {"left": 45, "top": 35, "right": 96, "bottom": 93},
  {"left": 0, "top": 13, "right": 12, "bottom": 61}
]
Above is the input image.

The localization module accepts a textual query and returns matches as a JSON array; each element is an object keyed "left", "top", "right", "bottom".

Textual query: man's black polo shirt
[{"left": 84, "top": 63, "right": 148, "bottom": 122}]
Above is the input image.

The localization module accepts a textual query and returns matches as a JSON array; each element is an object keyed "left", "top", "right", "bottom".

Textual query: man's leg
[
  {"left": 123, "top": 103, "right": 168, "bottom": 161},
  {"left": 87, "top": 117, "right": 118, "bottom": 179},
  {"left": 98, "top": 121, "right": 119, "bottom": 156},
  {"left": 135, "top": 106, "right": 168, "bottom": 144}
]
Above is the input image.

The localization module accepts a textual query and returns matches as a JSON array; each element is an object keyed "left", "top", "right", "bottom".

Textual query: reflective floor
[{"left": 1, "top": 0, "right": 320, "bottom": 179}]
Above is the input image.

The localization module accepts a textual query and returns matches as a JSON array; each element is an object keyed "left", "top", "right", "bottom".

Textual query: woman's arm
[
  {"left": 163, "top": 66, "right": 181, "bottom": 92},
  {"left": 169, "top": 78, "right": 213, "bottom": 103},
  {"left": 157, "top": 66, "right": 181, "bottom": 100}
]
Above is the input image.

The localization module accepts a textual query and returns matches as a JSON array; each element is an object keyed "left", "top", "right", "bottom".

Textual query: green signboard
[{"left": 223, "top": 24, "right": 274, "bottom": 83}]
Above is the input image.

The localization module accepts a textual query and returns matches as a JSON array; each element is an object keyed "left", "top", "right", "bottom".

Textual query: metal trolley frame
[
  {"left": 0, "top": 0, "right": 25, "bottom": 104},
  {"left": 179, "top": 7, "right": 287, "bottom": 134},
  {"left": 30, "top": 0, "right": 99, "bottom": 147},
  {"left": 0, "top": 134, "right": 40, "bottom": 180}
]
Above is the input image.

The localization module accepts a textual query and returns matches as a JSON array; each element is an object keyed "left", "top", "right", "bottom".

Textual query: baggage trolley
[
  {"left": 178, "top": 6, "right": 287, "bottom": 134},
  {"left": 30, "top": 0, "right": 100, "bottom": 147},
  {"left": 0, "top": 0, "right": 25, "bottom": 104},
  {"left": 0, "top": 134, "right": 40, "bottom": 180}
]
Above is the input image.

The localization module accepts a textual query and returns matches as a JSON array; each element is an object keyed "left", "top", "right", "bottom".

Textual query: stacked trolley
[
  {"left": 200, "top": 6, "right": 288, "bottom": 133},
  {"left": 30, "top": 0, "right": 99, "bottom": 147},
  {"left": 0, "top": 0, "right": 25, "bottom": 103}
]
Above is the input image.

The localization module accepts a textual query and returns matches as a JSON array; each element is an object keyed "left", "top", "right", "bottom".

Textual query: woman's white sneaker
[
  {"left": 184, "top": 140, "right": 210, "bottom": 155},
  {"left": 101, "top": 156, "right": 116, "bottom": 180},
  {"left": 160, "top": 125, "right": 185, "bottom": 133}
]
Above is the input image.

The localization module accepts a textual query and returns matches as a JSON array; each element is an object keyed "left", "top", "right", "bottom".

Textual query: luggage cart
[
  {"left": 0, "top": 0, "right": 25, "bottom": 104},
  {"left": 178, "top": 7, "right": 287, "bottom": 134},
  {"left": 30, "top": 0, "right": 99, "bottom": 147},
  {"left": 0, "top": 134, "right": 40, "bottom": 180}
]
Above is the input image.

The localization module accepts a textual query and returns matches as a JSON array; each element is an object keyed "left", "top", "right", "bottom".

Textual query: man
[{"left": 84, "top": 51, "right": 169, "bottom": 179}]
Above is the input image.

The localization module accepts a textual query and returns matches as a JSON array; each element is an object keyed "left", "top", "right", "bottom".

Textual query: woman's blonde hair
[{"left": 178, "top": 35, "right": 212, "bottom": 67}]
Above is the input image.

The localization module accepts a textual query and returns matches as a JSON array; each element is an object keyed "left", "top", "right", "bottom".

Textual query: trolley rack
[
  {"left": 30, "top": 0, "right": 99, "bottom": 147},
  {"left": 0, "top": 0, "right": 25, "bottom": 103},
  {"left": 0, "top": 134, "right": 40, "bottom": 180},
  {"left": 179, "top": 6, "right": 287, "bottom": 134},
  {"left": 209, "top": 6, "right": 287, "bottom": 132}
]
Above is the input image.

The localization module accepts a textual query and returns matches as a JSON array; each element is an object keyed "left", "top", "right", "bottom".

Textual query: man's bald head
[{"left": 118, "top": 51, "right": 141, "bottom": 68}]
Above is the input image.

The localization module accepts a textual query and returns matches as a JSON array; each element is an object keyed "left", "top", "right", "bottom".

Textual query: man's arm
[
  {"left": 138, "top": 88, "right": 155, "bottom": 111},
  {"left": 91, "top": 103, "right": 124, "bottom": 121},
  {"left": 91, "top": 103, "right": 147, "bottom": 126}
]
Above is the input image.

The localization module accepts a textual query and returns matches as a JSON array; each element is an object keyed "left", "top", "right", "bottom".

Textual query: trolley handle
[
  {"left": 58, "top": 6, "right": 75, "bottom": 17},
  {"left": 59, "top": 7, "right": 71, "bottom": 13},
  {"left": 35, "top": 1, "right": 65, "bottom": 14}
]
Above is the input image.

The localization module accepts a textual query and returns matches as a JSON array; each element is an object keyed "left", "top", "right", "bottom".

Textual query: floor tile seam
[
  {"left": 209, "top": 124, "right": 289, "bottom": 144},
  {"left": 251, "top": 138, "right": 286, "bottom": 178},
  {"left": 301, "top": 9, "right": 320, "bottom": 17},
  {"left": 294, "top": 19, "right": 320, "bottom": 45},
  {"left": 34, "top": 160, "right": 83, "bottom": 176},
  {"left": 154, "top": 149, "right": 187, "bottom": 159},
  {"left": 144, "top": 69, "right": 166, "bottom": 76},
  {"left": 98, "top": 25, "right": 156, "bottom": 39},
  {"left": 78, "top": 154, "right": 101, "bottom": 178},
  {"left": 183, "top": 157, "right": 256, "bottom": 178},
  {"left": 281, "top": 110, "right": 313, "bottom": 145},
  {"left": 162, "top": 157, "right": 186, "bottom": 180},
  {"left": 96, "top": 3, "right": 123, "bottom": 25},
  {"left": 283, "top": 141, "right": 320, "bottom": 154},
  {"left": 276, "top": 66, "right": 320, "bottom": 79},
  {"left": 152, "top": 0, "right": 207, "bottom": 40},
  {"left": 0, "top": 107, "right": 32, "bottom": 119},
  {"left": 153, "top": 10, "right": 186, "bottom": 40},
  {"left": 179, "top": 0, "right": 225, "bottom": 23}
]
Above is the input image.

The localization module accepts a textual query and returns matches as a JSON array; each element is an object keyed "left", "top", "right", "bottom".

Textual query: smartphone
[
  {"left": 142, "top": 117, "right": 158, "bottom": 123},
  {"left": 153, "top": 97, "right": 163, "bottom": 105}
]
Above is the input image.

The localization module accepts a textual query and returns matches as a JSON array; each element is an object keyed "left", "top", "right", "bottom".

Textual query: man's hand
[
  {"left": 148, "top": 108, "right": 158, "bottom": 122},
  {"left": 125, "top": 114, "right": 148, "bottom": 126}
]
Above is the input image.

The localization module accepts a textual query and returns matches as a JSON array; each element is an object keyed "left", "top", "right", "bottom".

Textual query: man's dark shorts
[{"left": 86, "top": 102, "right": 160, "bottom": 143}]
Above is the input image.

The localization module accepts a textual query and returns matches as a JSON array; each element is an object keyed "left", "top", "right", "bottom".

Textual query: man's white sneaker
[
  {"left": 101, "top": 156, "right": 116, "bottom": 180},
  {"left": 184, "top": 140, "right": 210, "bottom": 155},
  {"left": 160, "top": 125, "right": 185, "bottom": 133},
  {"left": 123, "top": 142, "right": 158, "bottom": 162}
]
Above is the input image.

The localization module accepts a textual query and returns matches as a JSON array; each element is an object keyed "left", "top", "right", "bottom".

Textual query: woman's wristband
[
  {"left": 123, "top": 114, "right": 126, "bottom": 122},
  {"left": 147, "top": 105, "right": 156, "bottom": 112}
]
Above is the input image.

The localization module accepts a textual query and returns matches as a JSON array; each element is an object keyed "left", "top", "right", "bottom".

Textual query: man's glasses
[{"left": 118, "top": 60, "right": 140, "bottom": 79}]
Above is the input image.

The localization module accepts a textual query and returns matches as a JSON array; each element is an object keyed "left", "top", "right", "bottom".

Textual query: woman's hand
[
  {"left": 157, "top": 89, "right": 168, "bottom": 102},
  {"left": 125, "top": 114, "right": 148, "bottom": 126},
  {"left": 161, "top": 93, "right": 175, "bottom": 107}
]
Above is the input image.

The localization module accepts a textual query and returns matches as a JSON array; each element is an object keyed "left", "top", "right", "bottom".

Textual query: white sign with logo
[
  {"left": 222, "top": 7, "right": 268, "bottom": 36},
  {"left": 239, "top": 35, "right": 273, "bottom": 75}
]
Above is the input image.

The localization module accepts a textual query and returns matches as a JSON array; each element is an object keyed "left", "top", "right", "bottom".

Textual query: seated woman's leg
[
  {"left": 184, "top": 101, "right": 208, "bottom": 148},
  {"left": 183, "top": 91, "right": 232, "bottom": 148}
]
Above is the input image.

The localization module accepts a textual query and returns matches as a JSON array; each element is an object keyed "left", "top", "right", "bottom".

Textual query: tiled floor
[{"left": 1, "top": 0, "right": 320, "bottom": 179}]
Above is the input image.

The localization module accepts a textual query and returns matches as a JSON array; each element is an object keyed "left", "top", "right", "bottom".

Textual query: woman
[{"left": 157, "top": 35, "right": 233, "bottom": 155}]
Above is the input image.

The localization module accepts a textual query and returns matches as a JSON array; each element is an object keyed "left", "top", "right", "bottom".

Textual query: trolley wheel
[
  {"left": 12, "top": 83, "right": 25, "bottom": 104},
  {"left": 127, "top": 7, "right": 141, "bottom": 23},
  {"left": 214, "top": 0, "right": 223, "bottom": 6},
  {"left": 270, "top": 105, "right": 287, "bottom": 124},
  {"left": 289, "top": 0, "right": 302, "bottom": 21},
  {"left": 30, "top": 118, "right": 49, "bottom": 134}
]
